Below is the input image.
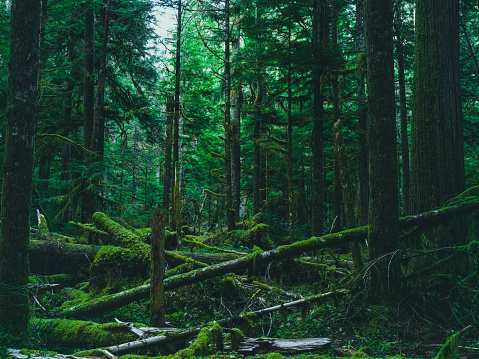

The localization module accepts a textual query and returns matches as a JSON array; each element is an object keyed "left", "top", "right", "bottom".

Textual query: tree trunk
[
  {"left": 150, "top": 207, "right": 166, "bottom": 327},
  {"left": 411, "top": 0, "right": 464, "bottom": 215},
  {"left": 0, "top": 0, "right": 41, "bottom": 336},
  {"left": 364, "top": 0, "right": 400, "bottom": 302},
  {"left": 83, "top": 0, "right": 95, "bottom": 152},
  {"left": 356, "top": 0, "right": 368, "bottom": 226},
  {"left": 224, "top": 0, "right": 235, "bottom": 231},
  {"left": 334, "top": 120, "right": 362, "bottom": 269},
  {"left": 311, "top": 0, "right": 326, "bottom": 237},
  {"left": 395, "top": 3, "right": 410, "bottom": 216},
  {"left": 171, "top": 0, "right": 182, "bottom": 232},
  {"left": 91, "top": 0, "right": 111, "bottom": 158},
  {"left": 163, "top": 94, "right": 174, "bottom": 223},
  {"left": 286, "top": 24, "right": 295, "bottom": 243},
  {"left": 60, "top": 197, "right": 479, "bottom": 319}
]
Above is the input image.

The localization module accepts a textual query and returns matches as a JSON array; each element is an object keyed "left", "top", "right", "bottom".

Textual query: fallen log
[
  {"left": 237, "top": 337, "right": 330, "bottom": 355},
  {"left": 29, "top": 239, "right": 233, "bottom": 276},
  {"left": 31, "top": 318, "right": 137, "bottom": 349},
  {"left": 59, "top": 226, "right": 364, "bottom": 318},
  {"left": 29, "top": 240, "right": 98, "bottom": 275},
  {"left": 58, "top": 201, "right": 479, "bottom": 318}
]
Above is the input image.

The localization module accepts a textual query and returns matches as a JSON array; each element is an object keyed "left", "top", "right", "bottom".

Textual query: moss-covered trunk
[{"left": 0, "top": 0, "right": 41, "bottom": 337}]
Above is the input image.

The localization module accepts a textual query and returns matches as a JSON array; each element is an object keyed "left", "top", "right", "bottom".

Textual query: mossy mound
[{"left": 90, "top": 246, "right": 149, "bottom": 290}]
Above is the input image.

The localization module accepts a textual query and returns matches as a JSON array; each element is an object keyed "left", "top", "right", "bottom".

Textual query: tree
[
  {"left": 364, "top": 0, "right": 400, "bottom": 301},
  {"left": 0, "top": 0, "right": 41, "bottom": 337},
  {"left": 411, "top": 0, "right": 465, "bottom": 218},
  {"left": 311, "top": 0, "right": 327, "bottom": 236}
]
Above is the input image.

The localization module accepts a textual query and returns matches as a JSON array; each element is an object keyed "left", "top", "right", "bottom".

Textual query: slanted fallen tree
[
  {"left": 59, "top": 227, "right": 365, "bottom": 318},
  {"left": 58, "top": 198, "right": 479, "bottom": 319}
]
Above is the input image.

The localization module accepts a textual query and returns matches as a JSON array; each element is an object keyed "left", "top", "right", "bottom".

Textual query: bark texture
[
  {"left": 0, "top": 0, "right": 41, "bottom": 336},
  {"left": 364, "top": 0, "right": 400, "bottom": 301},
  {"left": 411, "top": 0, "right": 465, "bottom": 214}
]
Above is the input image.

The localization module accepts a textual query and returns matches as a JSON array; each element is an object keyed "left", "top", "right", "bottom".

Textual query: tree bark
[
  {"left": 395, "top": 3, "right": 410, "bottom": 216},
  {"left": 364, "top": 0, "right": 400, "bottom": 302},
  {"left": 91, "top": 0, "right": 111, "bottom": 158},
  {"left": 0, "top": 0, "right": 41, "bottom": 336},
  {"left": 334, "top": 120, "right": 362, "bottom": 269},
  {"left": 355, "top": 0, "right": 369, "bottom": 226},
  {"left": 224, "top": 0, "right": 235, "bottom": 231},
  {"left": 411, "top": 0, "right": 464, "bottom": 214},
  {"left": 150, "top": 207, "right": 166, "bottom": 327},
  {"left": 171, "top": 0, "right": 182, "bottom": 232},
  {"left": 163, "top": 94, "right": 174, "bottom": 223},
  {"left": 311, "top": 0, "right": 327, "bottom": 237}
]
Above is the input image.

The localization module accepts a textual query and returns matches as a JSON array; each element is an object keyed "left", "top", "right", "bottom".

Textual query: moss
[
  {"left": 174, "top": 322, "right": 223, "bottom": 359},
  {"left": 31, "top": 318, "right": 136, "bottom": 349},
  {"left": 236, "top": 223, "right": 275, "bottom": 250},
  {"left": 90, "top": 245, "right": 149, "bottom": 290}
]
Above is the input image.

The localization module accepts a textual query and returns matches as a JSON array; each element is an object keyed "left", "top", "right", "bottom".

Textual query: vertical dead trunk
[{"left": 150, "top": 207, "right": 166, "bottom": 327}]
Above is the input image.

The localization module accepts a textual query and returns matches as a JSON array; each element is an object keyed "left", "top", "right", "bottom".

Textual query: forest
[{"left": 1, "top": 0, "right": 479, "bottom": 358}]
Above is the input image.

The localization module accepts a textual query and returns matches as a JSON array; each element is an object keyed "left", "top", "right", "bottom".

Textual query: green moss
[
  {"left": 31, "top": 318, "right": 136, "bottom": 349},
  {"left": 90, "top": 245, "right": 149, "bottom": 290},
  {"left": 236, "top": 223, "right": 275, "bottom": 250},
  {"left": 174, "top": 322, "right": 223, "bottom": 359}
]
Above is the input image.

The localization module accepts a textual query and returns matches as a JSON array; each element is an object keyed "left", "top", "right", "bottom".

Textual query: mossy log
[
  {"left": 31, "top": 318, "right": 137, "bottom": 349},
  {"left": 29, "top": 240, "right": 99, "bottom": 275},
  {"left": 59, "top": 227, "right": 365, "bottom": 318},
  {"left": 58, "top": 201, "right": 479, "bottom": 318}
]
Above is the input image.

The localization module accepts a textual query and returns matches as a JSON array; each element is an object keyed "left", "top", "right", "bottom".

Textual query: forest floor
[{"left": 6, "top": 212, "right": 479, "bottom": 359}]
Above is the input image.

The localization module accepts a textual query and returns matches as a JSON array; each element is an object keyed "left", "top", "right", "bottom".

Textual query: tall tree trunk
[
  {"left": 252, "top": 5, "right": 262, "bottom": 216},
  {"left": 334, "top": 120, "right": 363, "bottom": 269},
  {"left": 364, "top": 0, "right": 400, "bottom": 302},
  {"left": 150, "top": 207, "right": 166, "bottom": 327},
  {"left": 132, "top": 124, "right": 140, "bottom": 197},
  {"left": 356, "top": 0, "right": 368, "bottom": 226},
  {"left": 171, "top": 0, "right": 182, "bottom": 232},
  {"left": 287, "top": 23, "right": 295, "bottom": 243},
  {"left": 0, "top": 0, "right": 41, "bottom": 337},
  {"left": 395, "top": 3, "right": 410, "bottom": 216},
  {"left": 91, "top": 0, "right": 111, "bottom": 159},
  {"left": 231, "top": 20, "right": 242, "bottom": 223},
  {"left": 411, "top": 0, "right": 465, "bottom": 216},
  {"left": 224, "top": 0, "right": 235, "bottom": 231},
  {"left": 331, "top": 0, "right": 342, "bottom": 233},
  {"left": 83, "top": 0, "right": 95, "bottom": 153},
  {"left": 163, "top": 94, "right": 174, "bottom": 222},
  {"left": 311, "top": 0, "right": 327, "bottom": 236}
]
